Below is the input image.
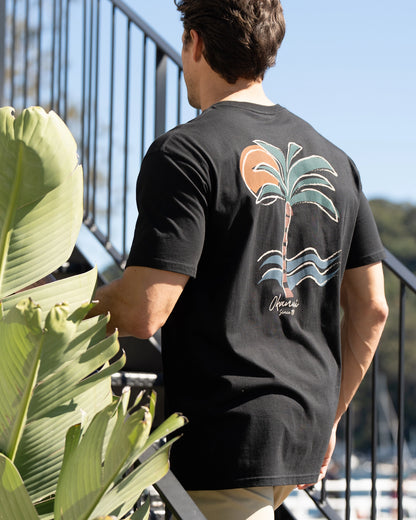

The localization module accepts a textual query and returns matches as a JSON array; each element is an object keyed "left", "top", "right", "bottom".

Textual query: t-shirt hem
[
  {"left": 346, "top": 248, "right": 385, "bottom": 270},
  {"left": 184, "top": 473, "right": 320, "bottom": 491},
  {"left": 125, "top": 256, "right": 197, "bottom": 278}
]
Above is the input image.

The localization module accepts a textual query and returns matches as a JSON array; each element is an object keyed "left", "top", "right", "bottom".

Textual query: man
[{"left": 89, "top": 1, "right": 388, "bottom": 518}]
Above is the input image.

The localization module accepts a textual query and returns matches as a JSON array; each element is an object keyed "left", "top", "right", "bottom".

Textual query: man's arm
[
  {"left": 336, "top": 261, "right": 389, "bottom": 423},
  {"left": 298, "top": 261, "right": 388, "bottom": 489},
  {"left": 88, "top": 266, "right": 189, "bottom": 338}
]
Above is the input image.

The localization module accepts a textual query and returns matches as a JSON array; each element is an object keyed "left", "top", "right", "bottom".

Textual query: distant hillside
[
  {"left": 350, "top": 199, "right": 416, "bottom": 453},
  {"left": 370, "top": 199, "right": 416, "bottom": 272}
]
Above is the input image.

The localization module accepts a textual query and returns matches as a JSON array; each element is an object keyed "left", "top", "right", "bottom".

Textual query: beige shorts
[{"left": 179, "top": 485, "right": 296, "bottom": 520}]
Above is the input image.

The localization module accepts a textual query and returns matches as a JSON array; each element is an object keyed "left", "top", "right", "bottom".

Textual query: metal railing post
[
  {"left": 0, "top": 0, "right": 6, "bottom": 106},
  {"left": 345, "top": 408, "right": 352, "bottom": 520},
  {"left": 371, "top": 350, "right": 379, "bottom": 520},
  {"left": 397, "top": 282, "right": 406, "bottom": 520},
  {"left": 155, "top": 47, "right": 167, "bottom": 138}
]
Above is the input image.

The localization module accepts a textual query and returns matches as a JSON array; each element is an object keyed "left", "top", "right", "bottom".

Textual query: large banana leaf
[
  {"left": 54, "top": 387, "right": 186, "bottom": 520},
  {"left": 0, "top": 292, "right": 123, "bottom": 504},
  {"left": 0, "top": 106, "right": 83, "bottom": 298},
  {"left": 0, "top": 106, "right": 185, "bottom": 519},
  {"left": 1, "top": 267, "right": 98, "bottom": 321},
  {"left": 0, "top": 454, "right": 40, "bottom": 520},
  {"left": 129, "top": 497, "right": 150, "bottom": 520},
  {"left": 91, "top": 439, "right": 175, "bottom": 519},
  {"left": 0, "top": 299, "right": 43, "bottom": 461}
]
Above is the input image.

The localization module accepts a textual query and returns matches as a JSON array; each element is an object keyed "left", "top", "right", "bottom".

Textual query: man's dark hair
[{"left": 175, "top": 0, "right": 286, "bottom": 84}]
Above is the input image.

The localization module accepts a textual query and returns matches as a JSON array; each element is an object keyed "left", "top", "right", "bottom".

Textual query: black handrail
[
  {"left": 384, "top": 249, "right": 416, "bottom": 292},
  {"left": 111, "top": 0, "right": 182, "bottom": 67},
  {"left": 2, "top": 2, "right": 416, "bottom": 519}
]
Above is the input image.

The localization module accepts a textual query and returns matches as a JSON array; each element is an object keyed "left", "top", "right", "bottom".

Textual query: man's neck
[
  {"left": 200, "top": 77, "right": 274, "bottom": 111},
  {"left": 221, "top": 81, "right": 274, "bottom": 106}
]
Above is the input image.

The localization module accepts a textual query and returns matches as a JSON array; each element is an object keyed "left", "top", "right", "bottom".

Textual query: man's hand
[
  {"left": 297, "top": 426, "right": 337, "bottom": 490},
  {"left": 87, "top": 266, "right": 189, "bottom": 338}
]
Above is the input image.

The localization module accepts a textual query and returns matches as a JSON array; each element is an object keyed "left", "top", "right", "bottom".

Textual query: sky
[{"left": 125, "top": 0, "right": 416, "bottom": 204}]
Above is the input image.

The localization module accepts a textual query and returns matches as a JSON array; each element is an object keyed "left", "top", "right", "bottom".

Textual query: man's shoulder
[
  {"left": 148, "top": 102, "right": 353, "bottom": 169},
  {"left": 148, "top": 115, "right": 206, "bottom": 153}
]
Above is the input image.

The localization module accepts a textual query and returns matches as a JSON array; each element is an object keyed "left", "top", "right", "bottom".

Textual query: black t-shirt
[{"left": 126, "top": 102, "right": 385, "bottom": 489}]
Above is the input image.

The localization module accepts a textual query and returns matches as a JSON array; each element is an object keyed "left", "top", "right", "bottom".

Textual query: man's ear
[{"left": 189, "top": 29, "right": 204, "bottom": 62}]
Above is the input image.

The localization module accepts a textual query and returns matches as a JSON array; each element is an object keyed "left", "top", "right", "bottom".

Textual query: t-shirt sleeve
[
  {"left": 126, "top": 146, "right": 209, "bottom": 277},
  {"left": 346, "top": 190, "right": 385, "bottom": 269}
]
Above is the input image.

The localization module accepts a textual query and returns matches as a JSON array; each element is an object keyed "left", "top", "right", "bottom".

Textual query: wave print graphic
[{"left": 258, "top": 248, "right": 341, "bottom": 291}]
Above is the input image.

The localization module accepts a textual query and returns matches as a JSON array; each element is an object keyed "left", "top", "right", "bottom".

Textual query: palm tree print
[{"left": 240, "top": 140, "right": 341, "bottom": 298}]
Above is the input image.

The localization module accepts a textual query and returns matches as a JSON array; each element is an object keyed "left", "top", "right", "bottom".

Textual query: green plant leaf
[
  {"left": 0, "top": 106, "right": 83, "bottom": 299},
  {"left": 0, "top": 105, "right": 178, "bottom": 520},
  {"left": 90, "top": 439, "right": 176, "bottom": 519},
  {"left": 29, "top": 332, "right": 120, "bottom": 421},
  {"left": 54, "top": 396, "right": 153, "bottom": 520},
  {"left": 54, "top": 406, "right": 117, "bottom": 520},
  {"left": 0, "top": 299, "right": 43, "bottom": 461},
  {"left": 13, "top": 303, "right": 122, "bottom": 503},
  {"left": 0, "top": 454, "right": 40, "bottom": 520},
  {"left": 1, "top": 267, "right": 98, "bottom": 321},
  {"left": 118, "top": 406, "right": 186, "bottom": 480},
  {"left": 54, "top": 392, "right": 185, "bottom": 520},
  {"left": 103, "top": 403, "right": 151, "bottom": 487},
  {"left": 34, "top": 495, "right": 55, "bottom": 519},
  {"left": 129, "top": 497, "right": 150, "bottom": 520},
  {"left": 17, "top": 377, "right": 113, "bottom": 504},
  {"left": 0, "top": 278, "right": 122, "bottom": 504},
  {"left": 144, "top": 412, "right": 187, "bottom": 452}
]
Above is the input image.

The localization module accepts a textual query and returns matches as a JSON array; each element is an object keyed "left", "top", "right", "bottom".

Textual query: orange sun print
[{"left": 239, "top": 144, "right": 280, "bottom": 196}]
